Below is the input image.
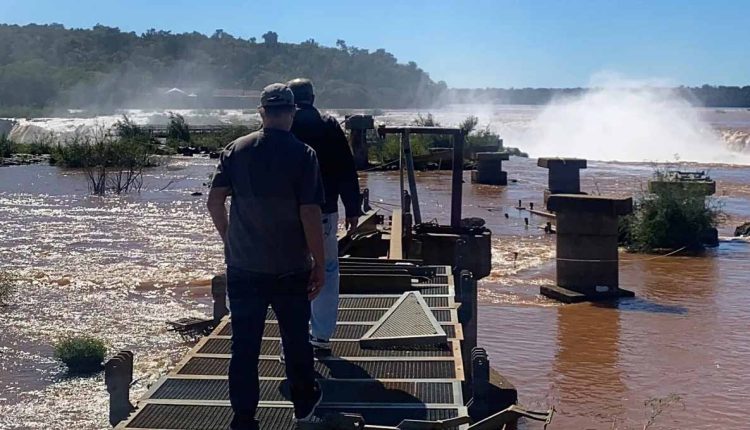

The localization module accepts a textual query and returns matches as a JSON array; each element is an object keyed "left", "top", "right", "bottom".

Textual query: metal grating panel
[
  {"left": 220, "top": 322, "right": 456, "bottom": 338},
  {"left": 265, "top": 308, "right": 451, "bottom": 323},
  {"left": 178, "top": 357, "right": 457, "bottom": 379},
  {"left": 427, "top": 275, "right": 449, "bottom": 284},
  {"left": 416, "top": 285, "right": 450, "bottom": 295},
  {"left": 151, "top": 379, "right": 228, "bottom": 401},
  {"left": 340, "top": 297, "right": 397, "bottom": 308},
  {"left": 126, "top": 404, "right": 233, "bottom": 430},
  {"left": 198, "top": 338, "right": 452, "bottom": 357},
  {"left": 149, "top": 379, "right": 454, "bottom": 404},
  {"left": 126, "top": 404, "right": 462, "bottom": 429},
  {"left": 339, "top": 296, "right": 449, "bottom": 308},
  {"left": 361, "top": 292, "right": 447, "bottom": 349},
  {"left": 122, "top": 266, "right": 464, "bottom": 430},
  {"left": 313, "top": 407, "right": 462, "bottom": 426}
]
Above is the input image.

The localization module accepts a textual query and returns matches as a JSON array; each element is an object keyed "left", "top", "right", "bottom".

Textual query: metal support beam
[
  {"left": 399, "top": 136, "right": 405, "bottom": 213},
  {"left": 451, "top": 133, "right": 465, "bottom": 229},
  {"left": 402, "top": 132, "right": 422, "bottom": 224},
  {"left": 378, "top": 126, "right": 462, "bottom": 136},
  {"left": 457, "top": 270, "right": 477, "bottom": 386},
  {"left": 388, "top": 209, "right": 404, "bottom": 260},
  {"left": 377, "top": 125, "right": 464, "bottom": 228}
]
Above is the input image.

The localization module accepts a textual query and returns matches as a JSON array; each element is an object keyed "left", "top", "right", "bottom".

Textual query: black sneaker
[
  {"left": 229, "top": 415, "right": 259, "bottom": 430},
  {"left": 293, "top": 381, "right": 323, "bottom": 423}
]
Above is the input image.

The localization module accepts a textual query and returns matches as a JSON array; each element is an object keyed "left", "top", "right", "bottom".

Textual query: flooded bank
[{"left": 1, "top": 157, "right": 750, "bottom": 429}]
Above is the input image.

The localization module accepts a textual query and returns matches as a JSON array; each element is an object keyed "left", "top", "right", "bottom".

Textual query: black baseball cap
[{"left": 260, "top": 83, "right": 295, "bottom": 107}]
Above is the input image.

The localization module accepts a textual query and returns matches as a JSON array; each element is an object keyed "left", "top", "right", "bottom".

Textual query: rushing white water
[
  {"left": 4, "top": 101, "right": 750, "bottom": 163},
  {"left": 518, "top": 85, "right": 749, "bottom": 164},
  {"left": 5, "top": 109, "right": 260, "bottom": 145}
]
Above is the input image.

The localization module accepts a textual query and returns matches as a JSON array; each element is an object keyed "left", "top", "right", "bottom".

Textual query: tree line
[
  {"left": 0, "top": 24, "right": 447, "bottom": 115},
  {"left": 1, "top": 23, "right": 748, "bottom": 117}
]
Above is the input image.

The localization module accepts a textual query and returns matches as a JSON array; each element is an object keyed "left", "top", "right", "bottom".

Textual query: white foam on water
[{"left": 517, "top": 75, "right": 750, "bottom": 164}]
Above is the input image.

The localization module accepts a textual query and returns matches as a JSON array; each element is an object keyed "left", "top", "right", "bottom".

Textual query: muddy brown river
[{"left": 1, "top": 156, "right": 749, "bottom": 429}]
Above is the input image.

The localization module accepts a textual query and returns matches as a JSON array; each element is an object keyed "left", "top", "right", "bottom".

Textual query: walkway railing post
[
  {"left": 105, "top": 351, "right": 134, "bottom": 427},
  {"left": 451, "top": 132, "right": 465, "bottom": 229},
  {"left": 402, "top": 131, "right": 422, "bottom": 224}
]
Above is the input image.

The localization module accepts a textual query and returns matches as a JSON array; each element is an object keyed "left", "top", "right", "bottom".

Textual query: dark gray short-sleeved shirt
[{"left": 211, "top": 128, "right": 325, "bottom": 274}]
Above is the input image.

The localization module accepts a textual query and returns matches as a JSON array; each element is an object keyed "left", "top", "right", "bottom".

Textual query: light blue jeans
[{"left": 310, "top": 212, "right": 340, "bottom": 341}]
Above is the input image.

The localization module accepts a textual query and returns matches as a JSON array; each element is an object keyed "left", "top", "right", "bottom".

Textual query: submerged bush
[
  {"left": 167, "top": 112, "right": 190, "bottom": 143},
  {"left": 189, "top": 124, "right": 254, "bottom": 151},
  {"left": 0, "top": 269, "right": 15, "bottom": 306},
  {"left": 620, "top": 174, "right": 721, "bottom": 252},
  {"left": 113, "top": 115, "right": 148, "bottom": 140},
  {"left": 54, "top": 335, "right": 107, "bottom": 374},
  {"left": 52, "top": 126, "right": 153, "bottom": 195}
]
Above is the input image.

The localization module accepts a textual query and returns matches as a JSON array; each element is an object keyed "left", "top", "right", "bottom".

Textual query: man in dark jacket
[{"left": 288, "top": 78, "right": 361, "bottom": 350}]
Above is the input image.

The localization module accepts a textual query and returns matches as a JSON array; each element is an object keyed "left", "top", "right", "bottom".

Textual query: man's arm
[
  {"left": 207, "top": 186, "right": 231, "bottom": 243},
  {"left": 300, "top": 204, "right": 325, "bottom": 300},
  {"left": 207, "top": 143, "right": 234, "bottom": 242},
  {"left": 328, "top": 119, "right": 362, "bottom": 232}
]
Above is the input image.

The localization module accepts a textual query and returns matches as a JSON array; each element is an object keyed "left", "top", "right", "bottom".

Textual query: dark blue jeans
[{"left": 226, "top": 267, "right": 315, "bottom": 429}]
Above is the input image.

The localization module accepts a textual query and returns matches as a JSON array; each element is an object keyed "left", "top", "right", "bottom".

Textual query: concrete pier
[
  {"left": 471, "top": 152, "right": 509, "bottom": 185},
  {"left": 540, "top": 194, "right": 635, "bottom": 303},
  {"left": 538, "top": 158, "right": 587, "bottom": 203}
]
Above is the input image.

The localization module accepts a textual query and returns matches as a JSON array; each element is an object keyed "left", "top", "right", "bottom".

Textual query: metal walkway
[{"left": 116, "top": 265, "right": 467, "bottom": 430}]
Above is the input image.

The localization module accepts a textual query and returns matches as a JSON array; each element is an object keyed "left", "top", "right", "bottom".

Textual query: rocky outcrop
[{"left": 735, "top": 222, "right": 750, "bottom": 237}]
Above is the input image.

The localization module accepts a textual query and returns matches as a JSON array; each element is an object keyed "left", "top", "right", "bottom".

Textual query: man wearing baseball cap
[{"left": 207, "top": 83, "right": 325, "bottom": 428}]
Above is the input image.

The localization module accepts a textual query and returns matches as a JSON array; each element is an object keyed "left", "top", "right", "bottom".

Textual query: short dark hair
[
  {"left": 287, "top": 78, "right": 315, "bottom": 105},
  {"left": 261, "top": 105, "right": 296, "bottom": 117}
]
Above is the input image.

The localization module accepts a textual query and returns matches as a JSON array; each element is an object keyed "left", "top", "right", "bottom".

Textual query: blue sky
[{"left": 2, "top": 0, "right": 748, "bottom": 88}]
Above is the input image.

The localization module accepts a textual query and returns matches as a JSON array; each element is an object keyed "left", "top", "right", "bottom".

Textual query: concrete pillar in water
[
  {"left": 540, "top": 194, "right": 635, "bottom": 303},
  {"left": 471, "top": 152, "right": 509, "bottom": 185},
  {"left": 538, "top": 157, "right": 587, "bottom": 204},
  {"left": 345, "top": 114, "right": 374, "bottom": 170}
]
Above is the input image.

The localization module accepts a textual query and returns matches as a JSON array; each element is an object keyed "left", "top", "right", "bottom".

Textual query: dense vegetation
[
  {"left": 449, "top": 86, "right": 750, "bottom": 107},
  {"left": 54, "top": 335, "right": 107, "bottom": 373},
  {"left": 52, "top": 116, "right": 155, "bottom": 194},
  {"left": 0, "top": 24, "right": 446, "bottom": 115},
  {"left": 619, "top": 172, "right": 721, "bottom": 252}
]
